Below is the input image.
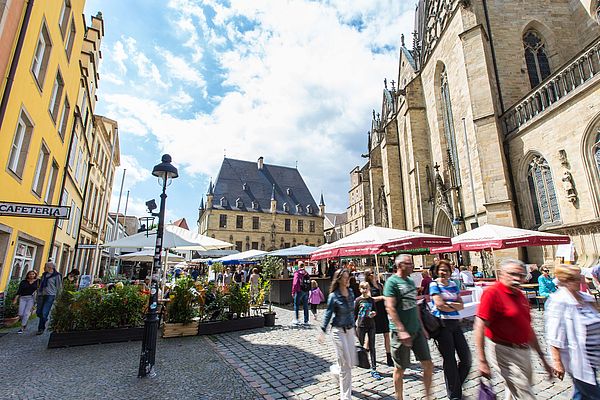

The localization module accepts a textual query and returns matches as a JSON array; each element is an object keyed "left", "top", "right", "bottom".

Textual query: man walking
[
  {"left": 37, "top": 261, "right": 62, "bottom": 335},
  {"left": 384, "top": 254, "right": 433, "bottom": 400},
  {"left": 292, "top": 261, "right": 310, "bottom": 325},
  {"left": 474, "top": 258, "right": 552, "bottom": 399}
]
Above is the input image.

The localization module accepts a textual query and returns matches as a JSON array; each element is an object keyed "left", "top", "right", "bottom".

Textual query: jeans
[
  {"left": 294, "top": 291, "right": 309, "bottom": 323},
  {"left": 436, "top": 319, "right": 472, "bottom": 399},
  {"left": 356, "top": 325, "right": 376, "bottom": 370},
  {"left": 331, "top": 326, "right": 356, "bottom": 400},
  {"left": 37, "top": 295, "right": 55, "bottom": 332},
  {"left": 572, "top": 370, "right": 600, "bottom": 400}
]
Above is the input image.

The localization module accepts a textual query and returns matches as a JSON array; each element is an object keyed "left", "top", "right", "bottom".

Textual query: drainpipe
[{"left": 0, "top": 0, "right": 34, "bottom": 130}]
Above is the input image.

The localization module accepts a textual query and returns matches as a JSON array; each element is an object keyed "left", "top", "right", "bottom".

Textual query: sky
[{"left": 82, "top": 0, "right": 415, "bottom": 229}]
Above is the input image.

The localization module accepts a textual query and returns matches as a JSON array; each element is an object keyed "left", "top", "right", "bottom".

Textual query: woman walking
[
  {"left": 546, "top": 265, "right": 600, "bottom": 400},
  {"left": 320, "top": 268, "right": 355, "bottom": 400},
  {"left": 364, "top": 269, "right": 393, "bottom": 366},
  {"left": 430, "top": 260, "right": 472, "bottom": 400},
  {"left": 12, "top": 270, "right": 39, "bottom": 334}
]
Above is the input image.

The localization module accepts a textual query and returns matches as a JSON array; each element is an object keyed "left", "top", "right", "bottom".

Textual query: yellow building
[
  {"left": 54, "top": 12, "right": 106, "bottom": 276},
  {"left": 0, "top": 1, "right": 90, "bottom": 291},
  {"left": 198, "top": 157, "right": 325, "bottom": 251}
]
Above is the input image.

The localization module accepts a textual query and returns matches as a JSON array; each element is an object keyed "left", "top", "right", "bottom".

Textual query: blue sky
[{"left": 83, "top": 0, "right": 414, "bottom": 228}]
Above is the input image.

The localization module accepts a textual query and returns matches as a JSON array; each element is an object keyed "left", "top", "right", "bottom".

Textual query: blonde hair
[
  {"left": 359, "top": 281, "right": 371, "bottom": 290},
  {"left": 311, "top": 279, "right": 318, "bottom": 289},
  {"left": 554, "top": 264, "right": 581, "bottom": 283}
]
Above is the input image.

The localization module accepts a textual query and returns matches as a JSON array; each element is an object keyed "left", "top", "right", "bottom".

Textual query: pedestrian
[
  {"left": 474, "top": 258, "right": 552, "bottom": 400},
  {"left": 472, "top": 265, "right": 483, "bottom": 279},
  {"left": 36, "top": 262, "right": 63, "bottom": 335},
  {"left": 430, "top": 260, "right": 471, "bottom": 400},
  {"left": 12, "top": 270, "right": 40, "bottom": 334},
  {"left": 65, "top": 269, "right": 80, "bottom": 288},
  {"left": 538, "top": 265, "right": 557, "bottom": 297},
  {"left": 355, "top": 281, "right": 381, "bottom": 380},
  {"left": 249, "top": 268, "right": 260, "bottom": 301},
  {"left": 319, "top": 268, "right": 355, "bottom": 400},
  {"left": 292, "top": 261, "right": 311, "bottom": 325},
  {"left": 545, "top": 265, "right": 600, "bottom": 400},
  {"left": 528, "top": 264, "right": 542, "bottom": 284},
  {"left": 459, "top": 265, "right": 474, "bottom": 287},
  {"left": 429, "top": 257, "right": 439, "bottom": 279},
  {"left": 384, "top": 254, "right": 433, "bottom": 400},
  {"left": 222, "top": 267, "right": 232, "bottom": 286},
  {"left": 364, "top": 269, "right": 393, "bottom": 367},
  {"left": 308, "top": 280, "right": 325, "bottom": 320},
  {"left": 419, "top": 269, "right": 433, "bottom": 296},
  {"left": 233, "top": 265, "right": 245, "bottom": 285}
]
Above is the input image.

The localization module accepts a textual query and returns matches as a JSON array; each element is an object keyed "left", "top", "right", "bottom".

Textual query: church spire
[{"left": 319, "top": 193, "right": 325, "bottom": 217}]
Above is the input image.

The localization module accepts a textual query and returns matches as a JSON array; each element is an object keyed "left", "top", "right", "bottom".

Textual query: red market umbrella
[
  {"left": 429, "top": 224, "right": 571, "bottom": 254},
  {"left": 310, "top": 225, "right": 452, "bottom": 261}
]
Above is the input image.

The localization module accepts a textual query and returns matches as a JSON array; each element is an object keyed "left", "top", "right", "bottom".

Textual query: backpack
[
  {"left": 300, "top": 273, "right": 311, "bottom": 292},
  {"left": 419, "top": 300, "right": 444, "bottom": 339}
]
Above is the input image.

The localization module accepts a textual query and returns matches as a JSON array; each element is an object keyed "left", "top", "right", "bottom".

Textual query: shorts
[{"left": 390, "top": 329, "right": 431, "bottom": 370}]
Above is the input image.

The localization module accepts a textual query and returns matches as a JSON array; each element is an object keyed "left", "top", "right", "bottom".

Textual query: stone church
[{"left": 359, "top": 0, "right": 600, "bottom": 266}]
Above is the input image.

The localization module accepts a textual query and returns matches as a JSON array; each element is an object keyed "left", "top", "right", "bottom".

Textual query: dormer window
[
  {"left": 242, "top": 182, "right": 248, "bottom": 191},
  {"left": 252, "top": 201, "right": 259, "bottom": 210},
  {"left": 220, "top": 197, "right": 227, "bottom": 207},
  {"left": 306, "top": 205, "right": 313, "bottom": 214},
  {"left": 283, "top": 202, "right": 289, "bottom": 212},
  {"left": 286, "top": 188, "right": 292, "bottom": 195},
  {"left": 235, "top": 198, "right": 244, "bottom": 208},
  {"left": 296, "top": 204, "right": 303, "bottom": 213}
]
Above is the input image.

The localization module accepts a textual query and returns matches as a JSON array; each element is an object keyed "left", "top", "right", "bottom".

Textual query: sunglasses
[{"left": 542, "top": 270, "right": 550, "bottom": 273}]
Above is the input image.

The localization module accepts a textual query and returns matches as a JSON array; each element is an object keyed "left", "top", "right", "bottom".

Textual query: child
[
  {"left": 355, "top": 281, "right": 381, "bottom": 380},
  {"left": 308, "top": 280, "right": 325, "bottom": 320}
]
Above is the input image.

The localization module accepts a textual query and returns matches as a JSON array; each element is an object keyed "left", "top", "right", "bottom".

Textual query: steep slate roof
[{"left": 210, "top": 158, "right": 319, "bottom": 215}]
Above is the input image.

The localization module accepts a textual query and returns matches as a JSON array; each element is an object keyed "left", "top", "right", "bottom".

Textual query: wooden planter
[
  {"left": 162, "top": 318, "right": 200, "bottom": 338},
  {"left": 198, "top": 315, "right": 264, "bottom": 335},
  {"left": 47, "top": 327, "right": 144, "bottom": 348}
]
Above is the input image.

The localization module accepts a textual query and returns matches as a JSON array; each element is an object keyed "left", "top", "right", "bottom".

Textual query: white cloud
[
  {"left": 98, "top": 0, "right": 415, "bottom": 213},
  {"left": 112, "top": 40, "right": 128, "bottom": 74}
]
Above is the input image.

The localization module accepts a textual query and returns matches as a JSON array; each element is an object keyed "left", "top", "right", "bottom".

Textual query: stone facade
[
  {"left": 345, "top": 164, "right": 371, "bottom": 235},
  {"left": 198, "top": 158, "right": 325, "bottom": 251},
  {"left": 359, "top": 0, "right": 600, "bottom": 267}
]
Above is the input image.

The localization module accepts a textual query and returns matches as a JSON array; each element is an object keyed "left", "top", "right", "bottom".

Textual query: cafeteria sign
[{"left": 0, "top": 201, "right": 70, "bottom": 219}]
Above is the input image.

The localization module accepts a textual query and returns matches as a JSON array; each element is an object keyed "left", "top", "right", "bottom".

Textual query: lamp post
[{"left": 138, "top": 154, "right": 178, "bottom": 378}]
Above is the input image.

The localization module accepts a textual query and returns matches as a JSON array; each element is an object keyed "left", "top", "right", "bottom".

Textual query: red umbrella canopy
[
  {"left": 311, "top": 225, "right": 452, "bottom": 261},
  {"left": 430, "top": 224, "right": 570, "bottom": 254}
]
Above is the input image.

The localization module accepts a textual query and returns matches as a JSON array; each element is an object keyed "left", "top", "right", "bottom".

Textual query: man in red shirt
[{"left": 474, "top": 259, "right": 552, "bottom": 400}]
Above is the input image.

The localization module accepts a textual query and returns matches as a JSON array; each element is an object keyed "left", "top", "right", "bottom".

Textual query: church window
[
  {"left": 527, "top": 156, "right": 560, "bottom": 225},
  {"left": 523, "top": 31, "right": 551, "bottom": 88},
  {"left": 440, "top": 67, "right": 460, "bottom": 186},
  {"left": 594, "top": 130, "right": 600, "bottom": 176}
]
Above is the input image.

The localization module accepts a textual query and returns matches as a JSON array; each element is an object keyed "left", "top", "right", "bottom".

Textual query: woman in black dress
[{"left": 364, "top": 269, "right": 392, "bottom": 366}]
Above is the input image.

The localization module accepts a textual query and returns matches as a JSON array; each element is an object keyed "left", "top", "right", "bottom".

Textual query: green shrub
[
  {"left": 3, "top": 280, "right": 20, "bottom": 318},
  {"left": 166, "top": 277, "right": 198, "bottom": 324},
  {"left": 50, "top": 283, "right": 147, "bottom": 332},
  {"left": 228, "top": 282, "right": 250, "bottom": 318}
]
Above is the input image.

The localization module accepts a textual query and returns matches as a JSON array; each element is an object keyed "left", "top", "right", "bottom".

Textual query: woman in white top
[
  {"left": 459, "top": 266, "right": 475, "bottom": 287},
  {"left": 545, "top": 265, "right": 600, "bottom": 400}
]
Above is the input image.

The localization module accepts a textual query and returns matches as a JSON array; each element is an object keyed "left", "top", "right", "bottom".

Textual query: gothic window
[
  {"left": 440, "top": 67, "right": 460, "bottom": 186},
  {"left": 523, "top": 31, "right": 551, "bottom": 88},
  {"left": 527, "top": 156, "right": 560, "bottom": 225}
]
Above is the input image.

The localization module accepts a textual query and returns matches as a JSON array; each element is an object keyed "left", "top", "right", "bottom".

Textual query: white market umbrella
[
  {"left": 214, "top": 249, "right": 267, "bottom": 264},
  {"left": 118, "top": 249, "right": 184, "bottom": 262},
  {"left": 102, "top": 224, "right": 233, "bottom": 251}
]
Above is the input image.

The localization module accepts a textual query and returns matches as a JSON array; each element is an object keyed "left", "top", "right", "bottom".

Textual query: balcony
[{"left": 502, "top": 37, "right": 600, "bottom": 135}]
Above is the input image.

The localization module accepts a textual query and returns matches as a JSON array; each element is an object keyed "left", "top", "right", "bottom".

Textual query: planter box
[
  {"left": 198, "top": 316, "right": 264, "bottom": 335},
  {"left": 162, "top": 319, "right": 200, "bottom": 338},
  {"left": 47, "top": 327, "right": 144, "bottom": 348}
]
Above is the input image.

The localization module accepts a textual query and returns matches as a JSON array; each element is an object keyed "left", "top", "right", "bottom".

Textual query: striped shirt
[
  {"left": 545, "top": 287, "right": 600, "bottom": 385},
  {"left": 429, "top": 280, "right": 460, "bottom": 318}
]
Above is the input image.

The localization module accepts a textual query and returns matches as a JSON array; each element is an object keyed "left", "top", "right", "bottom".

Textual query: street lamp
[{"left": 138, "top": 154, "right": 178, "bottom": 378}]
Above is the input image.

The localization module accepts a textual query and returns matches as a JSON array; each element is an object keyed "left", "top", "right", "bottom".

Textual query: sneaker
[
  {"left": 370, "top": 370, "right": 382, "bottom": 380},
  {"left": 17, "top": 328, "right": 23, "bottom": 334},
  {"left": 291, "top": 319, "right": 300, "bottom": 326}
]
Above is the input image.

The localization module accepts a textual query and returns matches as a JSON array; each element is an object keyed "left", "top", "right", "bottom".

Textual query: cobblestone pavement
[
  {"left": 0, "top": 324, "right": 261, "bottom": 400},
  {"left": 0, "top": 305, "right": 576, "bottom": 400},
  {"left": 212, "top": 305, "right": 575, "bottom": 400}
]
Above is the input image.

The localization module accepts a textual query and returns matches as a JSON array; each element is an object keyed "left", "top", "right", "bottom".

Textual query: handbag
[
  {"left": 355, "top": 346, "right": 371, "bottom": 369},
  {"left": 478, "top": 379, "right": 496, "bottom": 400},
  {"left": 418, "top": 300, "right": 443, "bottom": 339}
]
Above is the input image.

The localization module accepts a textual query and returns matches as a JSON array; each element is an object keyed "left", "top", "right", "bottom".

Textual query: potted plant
[
  {"left": 162, "top": 276, "right": 200, "bottom": 338},
  {"left": 3, "top": 280, "right": 20, "bottom": 326},
  {"left": 260, "top": 256, "right": 282, "bottom": 326}
]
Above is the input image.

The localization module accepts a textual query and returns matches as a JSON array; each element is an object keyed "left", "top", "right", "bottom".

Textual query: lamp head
[
  {"left": 146, "top": 199, "right": 158, "bottom": 213},
  {"left": 152, "top": 154, "right": 179, "bottom": 184}
]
